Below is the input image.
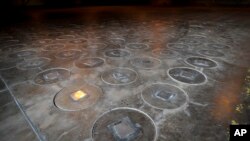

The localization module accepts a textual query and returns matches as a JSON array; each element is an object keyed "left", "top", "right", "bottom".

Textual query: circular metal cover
[
  {"left": 206, "top": 43, "right": 230, "bottom": 50},
  {"left": 109, "top": 38, "right": 125, "bottom": 45},
  {"left": 55, "top": 49, "right": 82, "bottom": 60},
  {"left": 75, "top": 57, "right": 104, "bottom": 68},
  {"left": 184, "top": 35, "right": 206, "bottom": 41},
  {"left": 9, "top": 50, "right": 37, "bottom": 59},
  {"left": 56, "top": 35, "right": 75, "bottom": 40},
  {"left": 126, "top": 43, "right": 149, "bottom": 50},
  {"left": 0, "top": 35, "right": 12, "bottom": 41},
  {"left": 16, "top": 57, "right": 51, "bottom": 70},
  {"left": 92, "top": 107, "right": 157, "bottom": 141},
  {"left": 84, "top": 43, "right": 107, "bottom": 50},
  {"left": 42, "top": 44, "right": 65, "bottom": 51},
  {"left": 33, "top": 68, "right": 70, "bottom": 85},
  {"left": 0, "top": 44, "right": 27, "bottom": 52},
  {"left": 198, "top": 49, "right": 224, "bottom": 57},
  {"left": 178, "top": 38, "right": 201, "bottom": 45},
  {"left": 130, "top": 57, "right": 161, "bottom": 70},
  {"left": 106, "top": 44, "right": 123, "bottom": 49},
  {"left": 101, "top": 68, "right": 138, "bottom": 86},
  {"left": 69, "top": 38, "right": 88, "bottom": 44},
  {"left": 54, "top": 83, "right": 102, "bottom": 111},
  {"left": 167, "top": 43, "right": 189, "bottom": 50},
  {"left": 185, "top": 57, "right": 217, "bottom": 69},
  {"left": 104, "top": 49, "right": 131, "bottom": 58},
  {"left": 39, "top": 39, "right": 53, "bottom": 44},
  {"left": 152, "top": 49, "right": 179, "bottom": 59},
  {"left": 168, "top": 67, "right": 207, "bottom": 85},
  {"left": 2, "top": 44, "right": 26, "bottom": 52},
  {"left": 141, "top": 83, "right": 188, "bottom": 110},
  {"left": 186, "top": 35, "right": 207, "bottom": 40}
]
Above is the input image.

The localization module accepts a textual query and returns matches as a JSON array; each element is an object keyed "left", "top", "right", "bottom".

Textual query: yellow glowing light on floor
[{"left": 70, "top": 90, "right": 87, "bottom": 101}]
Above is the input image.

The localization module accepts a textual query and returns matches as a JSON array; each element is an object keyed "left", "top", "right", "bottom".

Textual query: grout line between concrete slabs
[{"left": 0, "top": 76, "right": 45, "bottom": 141}]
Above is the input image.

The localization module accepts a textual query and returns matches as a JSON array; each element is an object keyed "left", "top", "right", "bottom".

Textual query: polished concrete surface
[{"left": 0, "top": 6, "right": 250, "bottom": 141}]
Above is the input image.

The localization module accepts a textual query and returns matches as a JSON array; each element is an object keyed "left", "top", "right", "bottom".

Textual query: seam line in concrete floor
[{"left": 0, "top": 76, "right": 45, "bottom": 141}]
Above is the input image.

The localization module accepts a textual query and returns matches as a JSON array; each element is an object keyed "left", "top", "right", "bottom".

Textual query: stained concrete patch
[{"left": 0, "top": 102, "right": 37, "bottom": 141}]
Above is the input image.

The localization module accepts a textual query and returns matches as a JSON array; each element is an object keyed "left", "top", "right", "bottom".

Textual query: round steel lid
[
  {"left": 185, "top": 57, "right": 217, "bottom": 69},
  {"left": 168, "top": 67, "right": 207, "bottom": 85},
  {"left": 92, "top": 107, "right": 157, "bottom": 141},
  {"left": 198, "top": 49, "right": 224, "bottom": 57},
  {"left": 54, "top": 83, "right": 102, "bottom": 111},
  {"left": 141, "top": 83, "right": 188, "bottom": 110},
  {"left": 16, "top": 57, "right": 51, "bottom": 70},
  {"left": 152, "top": 49, "right": 179, "bottom": 59},
  {"left": 167, "top": 43, "right": 189, "bottom": 50},
  {"left": 101, "top": 68, "right": 138, "bottom": 86},
  {"left": 33, "top": 68, "right": 71, "bottom": 85},
  {"left": 126, "top": 43, "right": 149, "bottom": 50},
  {"left": 55, "top": 49, "right": 82, "bottom": 60},
  {"left": 42, "top": 44, "right": 65, "bottom": 51},
  {"left": 104, "top": 49, "right": 131, "bottom": 58},
  {"left": 130, "top": 57, "right": 161, "bottom": 70},
  {"left": 75, "top": 57, "right": 104, "bottom": 69}
]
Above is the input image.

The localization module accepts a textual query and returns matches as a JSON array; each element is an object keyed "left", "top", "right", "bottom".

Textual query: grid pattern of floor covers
[{"left": 0, "top": 7, "right": 250, "bottom": 141}]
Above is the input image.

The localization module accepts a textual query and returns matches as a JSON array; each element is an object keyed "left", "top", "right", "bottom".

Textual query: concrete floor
[{"left": 0, "top": 6, "right": 250, "bottom": 141}]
